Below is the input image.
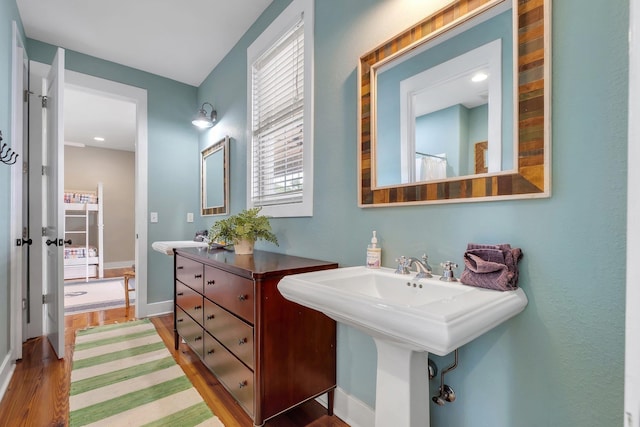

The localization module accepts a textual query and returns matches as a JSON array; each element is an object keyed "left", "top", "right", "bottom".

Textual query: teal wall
[
  {"left": 195, "top": 0, "right": 629, "bottom": 425},
  {"left": 27, "top": 40, "right": 200, "bottom": 303},
  {"left": 0, "top": 0, "right": 24, "bottom": 372},
  {"left": 0, "top": 0, "right": 628, "bottom": 424},
  {"left": 416, "top": 104, "right": 467, "bottom": 177}
]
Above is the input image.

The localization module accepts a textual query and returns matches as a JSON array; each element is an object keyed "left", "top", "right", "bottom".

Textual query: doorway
[
  {"left": 61, "top": 87, "right": 136, "bottom": 314},
  {"left": 26, "top": 61, "right": 148, "bottom": 340}
]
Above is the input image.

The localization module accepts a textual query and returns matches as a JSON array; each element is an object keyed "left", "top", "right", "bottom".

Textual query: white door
[
  {"left": 10, "top": 21, "right": 29, "bottom": 360},
  {"left": 42, "top": 47, "right": 65, "bottom": 359}
]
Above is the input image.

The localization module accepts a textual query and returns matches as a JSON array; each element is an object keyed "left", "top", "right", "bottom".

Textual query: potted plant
[{"left": 208, "top": 207, "right": 278, "bottom": 255}]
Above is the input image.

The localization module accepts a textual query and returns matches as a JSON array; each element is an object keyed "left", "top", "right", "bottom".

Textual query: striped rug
[{"left": 70, "top": 319, "right": 224, "bottom": 427}]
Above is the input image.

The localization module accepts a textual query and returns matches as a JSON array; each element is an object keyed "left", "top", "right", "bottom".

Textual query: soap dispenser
[{"left": 366, "top": 231, "right": 381, "bottom": 268}]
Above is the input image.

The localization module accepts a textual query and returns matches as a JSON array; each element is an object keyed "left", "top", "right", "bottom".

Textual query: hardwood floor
[{"left": 0, "top": 307, "right": 350, "bottom": 427}]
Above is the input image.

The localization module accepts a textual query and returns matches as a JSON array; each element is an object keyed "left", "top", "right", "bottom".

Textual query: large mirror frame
[
  {"left": 358, "top": 0, "right": 550, "bottom": 206},
  {"left": 201, "top": 136, "right": 230, "bottom": 216}
]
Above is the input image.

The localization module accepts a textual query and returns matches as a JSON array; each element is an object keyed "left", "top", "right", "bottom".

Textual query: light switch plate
[
  {"left": 187, "top": 213, "right": 194, "bottom": 223},
  {"left": 150, "top": 212, "right": 158, "bottom": 223}
]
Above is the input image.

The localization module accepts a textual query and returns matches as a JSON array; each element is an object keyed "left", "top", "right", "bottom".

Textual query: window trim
[{"left": 247, "top": 0, "right": 314, "bottom": 217}]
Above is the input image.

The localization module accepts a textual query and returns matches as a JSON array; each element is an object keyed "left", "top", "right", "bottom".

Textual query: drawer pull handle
[
  {"left": 177, "top": 292, "right": 184, "bottom": 296},
  {"left": 177, "top": 266, "right": 184, "bottom": 270},
  {"left": 194, "top": 305, "right": 202, "bottom": 310},
  {"left": 194, "top": 274, "right": 202, "bottom": 279},
  {"left": 207, "top": 349, "right": 215, "bottom": 355},
  {"left": 238, "top": 294, "right": 248, "bottom": 301},
  {"left": 177, "top": 318, "right": 184, "bottom": 323},
  {"left": 207, "top": 280, "right": 215, "bottom": 285},
  {"left": 239, "top": 380, "right": 248, "bottom": 389},
  {"left": 238, "top": 338, "right": 247, "bottom": 345},
  {"left": 206, "top": 314, "right": 215, "bottom": 320},
  {"left": 195, "top": 336, "right": 202, "bottom": 341}
]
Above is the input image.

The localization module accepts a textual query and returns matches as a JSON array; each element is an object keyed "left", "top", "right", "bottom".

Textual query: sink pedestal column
[{"left": 373, "top": 338, "right": 430, "bottom": 427}]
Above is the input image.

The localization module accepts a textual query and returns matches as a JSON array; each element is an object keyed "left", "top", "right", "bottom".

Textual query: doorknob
[
  {"left": 45, "top": 239, "right": 58, "bottom": 246},
  {"left": 16, "top": 238, "right": 33, "bottom": 246}
]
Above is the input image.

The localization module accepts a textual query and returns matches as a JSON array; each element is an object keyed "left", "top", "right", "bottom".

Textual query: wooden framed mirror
[
  {"left": 358, "top": 0, "right": 550, "bottom": 206},
  {"left": 201, "top": 136, "right": 229, "bottom": 216}
]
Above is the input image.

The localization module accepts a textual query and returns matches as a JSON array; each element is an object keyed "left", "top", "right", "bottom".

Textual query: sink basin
[
  {"left": 278, "top": 266, "right": 528, "bottom": 427},
  {"left": 278, "top": 266, "right": 527, "bottom": 356}
]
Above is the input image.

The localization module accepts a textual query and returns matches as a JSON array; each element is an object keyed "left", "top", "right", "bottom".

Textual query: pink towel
[{"left": 460, "top": 243, "right": 522, "bottom": 291}]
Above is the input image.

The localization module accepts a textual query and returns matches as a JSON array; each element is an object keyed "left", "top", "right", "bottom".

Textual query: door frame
[
  {"left": 27, "top": 63, "right": 149, "bottom": 335},
  {"left": 62, "top": 71, "right": 149, "bottom": 319},
  {"left": 10, "top": 21, "right": 28, "bottom": 362},
  {"left": 626, "top": 0, "right": 640, "bottom": 424}
]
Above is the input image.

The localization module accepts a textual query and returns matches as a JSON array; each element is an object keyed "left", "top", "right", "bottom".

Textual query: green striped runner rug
[{"left": 70, "top": 319, "right": 224, "bottom": 427}]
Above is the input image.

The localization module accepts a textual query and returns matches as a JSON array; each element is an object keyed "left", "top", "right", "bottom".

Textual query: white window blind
[{"left": 250, "top": 17, "right": 305, "bottom": 207}]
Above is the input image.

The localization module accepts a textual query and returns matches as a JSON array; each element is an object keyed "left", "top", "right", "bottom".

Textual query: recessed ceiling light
[
  {"left": 471, "top": 72, "right": 488, "bottom": 83},
  {"left": 94, "top": 136, "right": 105, "bottom": 142}
]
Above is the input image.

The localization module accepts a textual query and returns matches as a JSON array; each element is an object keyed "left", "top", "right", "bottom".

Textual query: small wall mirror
[
  {"left": 201, "top": 136, "right": 229, "bottom": 216},
  {"left": 358, "top": 0, "right": 550, "bottom": 206}
]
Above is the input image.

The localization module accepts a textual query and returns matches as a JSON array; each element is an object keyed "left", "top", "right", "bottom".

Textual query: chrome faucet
[
  {"left": 395, "top": 254, "right": 433, "bottom": 279},
  {"left": 408, "top": 255, "right": 433, "bottom": 279}
]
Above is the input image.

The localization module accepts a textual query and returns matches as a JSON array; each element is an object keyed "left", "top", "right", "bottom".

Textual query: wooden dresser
[{"left": 173, "top": 247, "right": 338, "bottom": 426}]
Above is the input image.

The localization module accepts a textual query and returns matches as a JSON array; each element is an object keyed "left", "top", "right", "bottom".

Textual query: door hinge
[
  {"left": 41, "top": 95, "right": 48, "bottom": 108},
  {"left": 42, "top": 294, "right": 47, "bottom": 304},
  {"left": 42, "top": 227, "right": 47, "bottom": 236},
  {"left": 23, "top": 161, "right": 28, "bottom": 174},
  {"left": 22, "top": 298, "right": 27, "bottom": 310},
  {"left": 42, "top": 165, "right": 47, "bottom": 176},
  {"left": 23, "top": 227, "right": 28, "bottom": 239}
]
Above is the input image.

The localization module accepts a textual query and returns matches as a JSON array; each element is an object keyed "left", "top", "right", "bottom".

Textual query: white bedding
[{"left": 151, "top": 240, "right": 208, "bottom": 255}]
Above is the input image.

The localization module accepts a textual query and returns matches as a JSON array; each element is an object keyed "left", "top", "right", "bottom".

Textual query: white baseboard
[
  {"left": 142, "top": 300, "right": 174, "bottom": 318},
  {"left": 316, "top": 386, "right": 374, "bottom": 427},
  {"left": 104, "top": 261, "right": 135, "bottom": 269},
  {"left": 0, "top": 351, "right": 16, "bottom": 404}
]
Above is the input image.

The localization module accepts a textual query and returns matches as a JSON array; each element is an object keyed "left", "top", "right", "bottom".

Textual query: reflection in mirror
[
  {"left": 201, "top": 136, "right": 229, "bottom": 216},
  {"left": 375, "top": 4, "right": 512, "bottom": 186},
  {"left": 358, "top": 0, "right": 550, "bottom": 206}
]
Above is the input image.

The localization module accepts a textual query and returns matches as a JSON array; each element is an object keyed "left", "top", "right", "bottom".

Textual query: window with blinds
[
  {"left": 251, "top": 21, "right": 304, "bottom": 206},
  {"left": 248, "top": 0, "right": 313, "bottom": 217}
]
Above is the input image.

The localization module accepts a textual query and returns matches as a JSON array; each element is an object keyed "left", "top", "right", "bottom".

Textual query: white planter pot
[{"left": 234, "top": 239, "right": 255, "bottom": 255}]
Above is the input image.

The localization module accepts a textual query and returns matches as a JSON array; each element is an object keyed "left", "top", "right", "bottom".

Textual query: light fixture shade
[{"left": 192, "top": 102, "right": 217, "bottom": 129}]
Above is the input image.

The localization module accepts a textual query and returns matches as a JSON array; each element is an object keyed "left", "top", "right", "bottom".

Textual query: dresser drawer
[
  {"left": 176, "top": 306, "right": 204, "bottom": 359},
  {"left": 204, "top": 265, "right": 254, "bottom": 323},
  {"left": 176, "top": 281, "right": 204, "bottom": 325},
  {"left": 176, "top": 255, "right": 204, "bottom": 293},
  {"left": 204, "top": 299, "right": 254, "bottom": 369},
  {"left": 204, "top": 333, "right": 254, "bottom": 418}
]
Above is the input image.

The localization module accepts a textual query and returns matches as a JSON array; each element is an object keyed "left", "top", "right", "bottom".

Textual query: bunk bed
[{"left": 63, "top": 183, "right": 104, "bottom": 281}]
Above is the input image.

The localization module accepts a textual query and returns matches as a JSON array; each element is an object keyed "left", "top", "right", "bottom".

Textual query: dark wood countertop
[{"left": 175, "top": 247, "right": 338, "bottom": 280}]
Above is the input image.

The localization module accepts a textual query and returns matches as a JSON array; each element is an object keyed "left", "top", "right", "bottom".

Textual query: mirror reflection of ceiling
[{"left": 411, "top": 67, "right": 489, "bottom": 117}]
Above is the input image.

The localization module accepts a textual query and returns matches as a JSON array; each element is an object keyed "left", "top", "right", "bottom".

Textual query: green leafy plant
[{"left": 209, "top": 207, "right": 278, "bottom": 247}]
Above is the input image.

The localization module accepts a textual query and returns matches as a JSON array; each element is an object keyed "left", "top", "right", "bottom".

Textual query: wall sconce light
[{"left": 192, "top": 102, "right": 217, "bottom": 129}]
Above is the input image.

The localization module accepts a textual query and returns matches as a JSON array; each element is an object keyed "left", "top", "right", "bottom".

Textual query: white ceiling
[
  {"left": 19, "top": 0, "right": 273, "bottom": 152},
  {"left": 64, "top": 88, "right": 137, "bottom": 152},
  {"left": 17, "top": 0, "right": 273, "bottom": 87}
]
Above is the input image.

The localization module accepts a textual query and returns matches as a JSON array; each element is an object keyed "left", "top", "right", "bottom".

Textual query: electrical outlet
[
  {"left": 187, "top": 213, "right": 194, "bottom": 223},
  {"left": 150, "top": 212, "right": 158, "bottom": 223}
]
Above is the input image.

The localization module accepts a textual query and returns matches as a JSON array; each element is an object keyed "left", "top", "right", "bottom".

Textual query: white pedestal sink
[{"left": 278, "top": 266, "right": 527, "bottom": 427}]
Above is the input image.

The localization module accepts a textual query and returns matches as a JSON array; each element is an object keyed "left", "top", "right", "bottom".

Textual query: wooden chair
[{"left": 123, "top": 270, "right": 136, "bottom": 308}]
